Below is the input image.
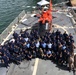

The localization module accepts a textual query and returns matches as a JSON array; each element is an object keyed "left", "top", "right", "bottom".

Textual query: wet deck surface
[{"left": 0, "top": 9, "right": 76, "bottom": 75}]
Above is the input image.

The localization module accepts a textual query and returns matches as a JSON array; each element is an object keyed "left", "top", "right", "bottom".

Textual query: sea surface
[{"left": 0, "top": 0, "right": 65, "bottom": 33}]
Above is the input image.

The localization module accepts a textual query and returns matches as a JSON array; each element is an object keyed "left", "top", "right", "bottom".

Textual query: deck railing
[
  {"left": 0, "top": 10, "right": 26, "bottom": 43},
  {"left": 0, "top": 8, "right": 39, "bottom": 44}
]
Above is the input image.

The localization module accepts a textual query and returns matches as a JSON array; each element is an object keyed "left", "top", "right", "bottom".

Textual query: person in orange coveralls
[{"left": 39, "top": 0, "right": 52, "bottom": 31}]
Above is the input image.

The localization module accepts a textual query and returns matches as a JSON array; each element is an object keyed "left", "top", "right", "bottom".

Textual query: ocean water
[{"left": 0, "top": 0, "right": 65, "bottom": 33}]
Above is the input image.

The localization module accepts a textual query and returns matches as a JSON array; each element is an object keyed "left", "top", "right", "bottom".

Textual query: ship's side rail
[
  {"left": 0, "top": 9, "right": 40, "bottom": 44},
  {"left": 0, "top": 10, "right": 26, "bottom": 44}
]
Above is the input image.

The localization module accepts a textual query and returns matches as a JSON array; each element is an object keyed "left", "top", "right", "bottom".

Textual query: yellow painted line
[
  {"left": 21, "top": 14, "right": 26, "bottom": 20},
  {"left": 32, "top": 58, "right": 39, "bottom": 75},
  {"left": 19, "top": 14, "right": 26, "bottom": 22},
  {"left": 1, "top": 24, "right": 18, "bottom": 45},
  {"left": 15, "top": 27, "right": 31, "bottom": 30},
  {"left": 53, "top": 24, "right": 69, "bottom": 34},
  {"left": 54, "top": 26, "right": 75, "bottom": 29}
]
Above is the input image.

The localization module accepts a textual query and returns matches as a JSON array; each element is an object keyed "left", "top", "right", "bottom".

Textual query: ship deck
[{"left": 0, "top": 7, "right": 76, "bottom": 75}]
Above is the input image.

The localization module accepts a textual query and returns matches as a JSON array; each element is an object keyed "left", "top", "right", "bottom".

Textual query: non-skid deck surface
[{"left": 0, "top": 11, "right": 76, "bottom": 75}]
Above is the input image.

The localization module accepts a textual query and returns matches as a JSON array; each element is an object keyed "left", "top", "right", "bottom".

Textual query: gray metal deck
[{"left": 0, "top": 8, "right": 76, "bottom": 75}]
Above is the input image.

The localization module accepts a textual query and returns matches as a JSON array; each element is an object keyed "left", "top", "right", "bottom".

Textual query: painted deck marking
[
  {"left": 1, "top": 24, "right": 18, "bottom": 45},
  {"left": 32, "top": 58, "right": 39, "bottom": 75},
  {"left": 53, "top": 24, "right": 69, "bottom": 34}
]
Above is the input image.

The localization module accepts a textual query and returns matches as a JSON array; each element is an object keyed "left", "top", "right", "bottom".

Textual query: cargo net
[{"left": 0, "top": 29, "right": 75, "bottom": 71}]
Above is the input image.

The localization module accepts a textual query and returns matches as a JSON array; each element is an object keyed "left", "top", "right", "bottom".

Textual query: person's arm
[
  {"left": 47, "top": 52, "right": 48, "bottom": 57},
  {"left": 73, "top": 43, "right": 76, "bottom": 49},
  {"left": 1, "top": 59, "right": 4, "bottom": 63},
  {"left": 41, "top": 52, "right": 44, "bottom": 56},
  {"left": 48, "top": 54, "right": 52, "bottom": 58},
  {"left": 30, "top": 55, "right": 32, "bottom": 58},
  {"left": 0, "top": 52, "right": 2, "bottom": 55}
]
